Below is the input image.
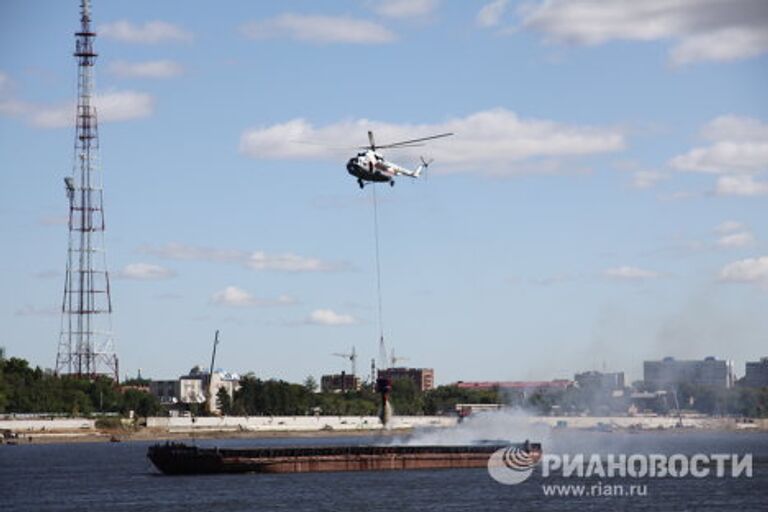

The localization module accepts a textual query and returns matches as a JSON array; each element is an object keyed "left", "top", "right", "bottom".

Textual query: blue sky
[{"left": 1, "top": 0, "right": 767, "bottom": 384}]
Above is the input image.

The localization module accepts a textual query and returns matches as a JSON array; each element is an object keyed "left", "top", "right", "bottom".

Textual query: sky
[{"left": 1, "top": 0, "right": 767, "bottom": 385}]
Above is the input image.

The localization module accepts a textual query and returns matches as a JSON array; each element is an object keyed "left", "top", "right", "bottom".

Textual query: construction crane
[
  {"left": 389, "top": 348, "right": 409, "bottom": 368},
  {"left": 332, "top": 346, "right": 357, "bottom": 376},
  {"left": 206, "top": 330, "right": 220, "bottom": 415}
]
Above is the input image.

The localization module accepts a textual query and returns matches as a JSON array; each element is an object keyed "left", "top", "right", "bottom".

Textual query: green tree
[
  {"left": 233, "top": 377, "right": 312, "bottom": 415},
  {"left": 120, "top": 389, "right": 162, "bottom": 417},
  {"left": 303, "top": 375, "right": 318, "bottom": 393},
  {"left": 216, "top": 386, "right": 232, "bottom": 415},
  {"left": 390, "top": 378, "right": 423, "bottom": 415},
  {"left": 0, "top": 351, "right": 162, "bottom": 418},
  {"left": 422, "top": 385, "right": 500, "bottom": 415}
]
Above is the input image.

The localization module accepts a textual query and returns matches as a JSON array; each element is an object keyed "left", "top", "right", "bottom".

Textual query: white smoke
[{"left": 389, "top": 408, "right": 552, "bottom": 446}]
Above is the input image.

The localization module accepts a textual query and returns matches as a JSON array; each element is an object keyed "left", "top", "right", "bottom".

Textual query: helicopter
[{"left": 346, "top": 130, "right": 453, "bottom": 189}]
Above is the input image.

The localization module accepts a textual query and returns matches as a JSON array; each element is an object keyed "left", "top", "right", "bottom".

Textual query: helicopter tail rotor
[{"left": 415, "top": 156, "right": 433, "bottom": 178}]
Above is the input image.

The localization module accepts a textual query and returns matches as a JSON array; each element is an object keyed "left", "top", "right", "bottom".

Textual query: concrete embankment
[
  {"left": 145, "top": 415, "right": 456, "bottom": 433},
  {"left": 0, "top": 418, "right": 96, "bottom": 431},
  {"left": 0, "top": 416, "right": 457, "bottom": 443},
  {"left": 530, "top": 416, "right": 768, "bottom": 430},
  {"left": 2, "top": 415, "right": 766, "bottom": 444}
]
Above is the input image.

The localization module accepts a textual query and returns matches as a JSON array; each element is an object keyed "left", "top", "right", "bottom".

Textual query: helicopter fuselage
[{"left": 346, "top": 150, "right": 420, "bottom": 188}]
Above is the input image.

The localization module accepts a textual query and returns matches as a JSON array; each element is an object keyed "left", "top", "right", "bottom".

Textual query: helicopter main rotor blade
[
  {"left": 368, "top": 130, "right": 376, "bottom": 150},
  {"left": 356, "top": 143, "right": 425, "bottom": 150},
  {"left": 377, "top": 132, "right": 454, "bottom": 149}
]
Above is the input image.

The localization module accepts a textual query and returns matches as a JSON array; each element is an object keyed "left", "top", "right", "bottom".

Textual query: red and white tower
[{"left": 56, "top": 0, "right": 119, "bottom": 381}]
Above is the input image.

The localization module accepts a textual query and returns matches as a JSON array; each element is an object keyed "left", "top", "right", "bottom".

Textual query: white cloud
[
  {"left": 701, "top": 115, "right": 768, "bottom": 142},
  {"left": 141, "top": 242, "right": 346, "bottom": 272},
  {"left": 519, "top": 0, "right": 768, "bottom": 65},
  {"left": 95, "top": 91, "right": 155, "bottom": 123},
  {"left": 631, "top": 170, "right": 665, "bottom": 189},
  {"left": 670, "top": 116, "right": 768, "bottom": 197},
  {"left": 241, "top": 14, "right": 396, "bottom": 44},
  {"left": 716, "top": 231, "right": 755, "bottom": 248},
  {"left": 720, "top": 256, "right": 768, "bottom": 287},
  {"left": 714, "top": 221, "right": 755, "bottom": 249},
  {"left": 477, "top": 0, "right": 508, "bottom": 28},
  {"left": 372, "top": 0, "right": 439, "bottom": 19},
  {"left": 211, "top": 286, "right": 295, "bottom": 307},
  {"left": 670, "top": 26, "right": 768, "bottom": 66},
  {"left": 239, "top": 108, "right": 625, "bottom": 175},
  {"left": 715, "top": 221, "right": 744, "bottom": 234},
  {"left": 117, "top": 263, "right": 175, "bottom": 280},
  {"left": 99, "top": 20, "right": 193, "bottom": 44},
  {"left": 212, "top": 286, "right": 254, "bottom": 306},
  {"left": 305, "top": 309, "right": 357, "bottom": 326},
  {"left": 604, "top": 266, "right": 660, "bottom": 280},
  {"left": 2, "top": 90, "right": 154, "bottom": 128},
  {"left": 716, "top": 175, "right": 768, "bottom": 197},
  {"left": 0, "top": 98, "right": 27, "bottom": 117},
  {"left": 671, "top": 142, "right": 768, "bottom": 174},
  {"left": 109, "top": 60, "right": 184, "bottom": 79},
  {"left": 245, "top": 251, "right": 336, "bottom": 272}
]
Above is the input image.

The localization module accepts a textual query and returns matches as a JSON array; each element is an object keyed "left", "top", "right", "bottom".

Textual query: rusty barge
[{"left": 147, "top": 442, "right": 542, "bottom": 475}]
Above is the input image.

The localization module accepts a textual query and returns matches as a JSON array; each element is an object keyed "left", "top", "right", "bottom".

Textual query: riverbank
[
  {"left": 2, "top": 414, "right": 766, "bottom": 445},
  {"left": 1, "top": 427, "right": 414, "bottom": 445}
]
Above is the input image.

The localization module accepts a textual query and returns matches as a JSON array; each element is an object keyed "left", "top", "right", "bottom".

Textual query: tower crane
[
  {"left": 390, "top": 348, "right": 409, "bottom": 368},
  {"left": 332, "top": 346, "right": 357, "bottom": 376}
]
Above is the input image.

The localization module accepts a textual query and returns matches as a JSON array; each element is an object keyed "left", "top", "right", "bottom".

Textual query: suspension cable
[{"left": 371, "top": 184, "right": 385, "bottom": 363}]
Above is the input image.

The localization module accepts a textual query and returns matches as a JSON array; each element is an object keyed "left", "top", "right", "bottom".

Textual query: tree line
[
  {"left": 0, "top": 351, "right": 161, "bottom": 417},
  {"left": 217, "top": 375, "right": 502, "bottom": 417},
  {"left": 0, "top": 351, "right": 499, "bottom": 418},
  {"left": 4, "top": 349, "right": 766, "bottom": 418}
]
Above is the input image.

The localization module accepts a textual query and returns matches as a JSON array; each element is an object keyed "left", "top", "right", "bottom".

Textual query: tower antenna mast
[{"left": 55, "top": 0, "right": 119, "bottom": 381}]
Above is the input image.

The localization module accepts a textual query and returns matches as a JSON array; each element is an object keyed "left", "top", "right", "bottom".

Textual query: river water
[{"left": 1, "top": 430, "right": 766, "bottom": 511}]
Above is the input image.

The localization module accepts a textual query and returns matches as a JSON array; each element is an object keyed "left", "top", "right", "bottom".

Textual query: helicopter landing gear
[
  {"left": 390, "top": 180, "right": 395, "bottom": 187},
  {"left": 357, "top": 179, "right": 365, "bottom": 189}
]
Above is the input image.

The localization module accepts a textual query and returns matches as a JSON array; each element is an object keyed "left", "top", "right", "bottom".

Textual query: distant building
[
  {"left": 455, "top": 403, "right": 504, "bottom": 418},
  {"left": 149, "top": 380, "right": 180, "bottom": 406},
  {"left": 628, "top": 390, "right": 669, "bottom": 414},
  {"left": 744, "top": 357, "right": 768, "bottom": 388},
  {"left": 149, "top": 366, "right": 240, "bottom": 413},
  {"left": 379, "top": 368, "right": 435, "bottom": 391},
  {"left": 119, "top": 384, "right": 150, "bottom": 394},
  {"left": 455, "top": 380, "right": 573, "bottom": 398},
  {"left": 320, "top": 373, "right": 361, "bottom": 393},
  {"left": 575, "top": 371, "right": 625, "bottom": 392},
  {"left": 643, "top": 357, "right": 734, "bottom": 390}
]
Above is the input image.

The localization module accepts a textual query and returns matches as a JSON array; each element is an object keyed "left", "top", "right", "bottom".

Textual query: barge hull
[{"left": 148, "top": 443, "right": 541, "bottom": 475}]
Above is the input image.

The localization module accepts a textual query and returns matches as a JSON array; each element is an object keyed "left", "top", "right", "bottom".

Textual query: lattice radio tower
[{"left": 55, "top": 0, "right": 119, "bottom": 381}]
